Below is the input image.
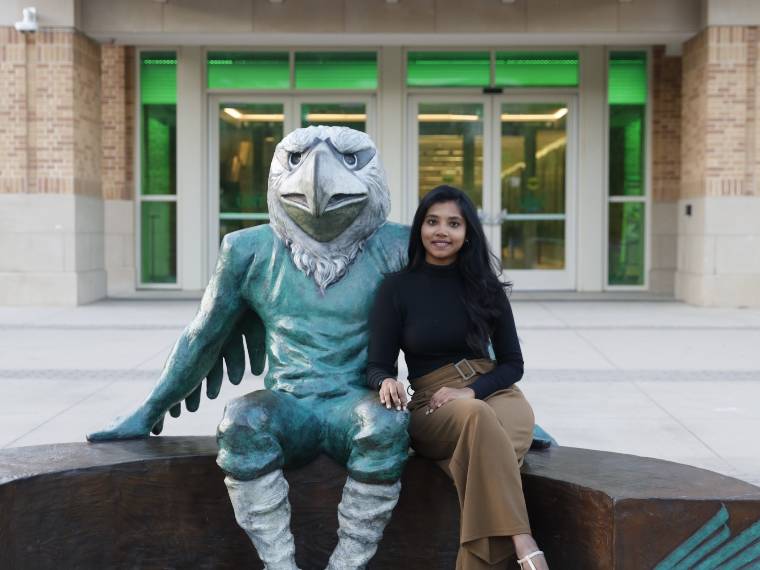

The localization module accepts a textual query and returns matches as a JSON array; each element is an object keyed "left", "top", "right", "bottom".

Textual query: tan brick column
[
  {"left": 650, "top": 47, "right": 682, "bottom": 295},
  {"left": 0, "top": 28, "right": 106, "bottom": 305},
  {"left": 676, "top": 26, "right": 760, "bottom": 307},
  {"left": 101, "top": 45, "right": 136, "bottom": 295}
]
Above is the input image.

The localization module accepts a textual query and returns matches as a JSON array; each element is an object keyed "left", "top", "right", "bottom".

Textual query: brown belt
[{"left": 408, "top": 358, "right": 495, "bottom": 412}]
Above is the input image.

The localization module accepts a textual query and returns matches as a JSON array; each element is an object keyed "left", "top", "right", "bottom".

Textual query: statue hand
[{"left": 87, "top": 404, "right": 158, "bottom": 442}]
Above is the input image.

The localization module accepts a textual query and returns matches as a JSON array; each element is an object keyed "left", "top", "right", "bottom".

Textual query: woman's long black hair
[{"left": 405, "top": 185, "right": 512, "bottom": 355}]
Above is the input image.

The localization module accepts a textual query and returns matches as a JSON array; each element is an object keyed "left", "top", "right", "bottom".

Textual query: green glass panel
[
  {"left": 407, "top": 51, "right": 490, "bottom": 88},
  {"left": 141, "top": 201, "right": 177, "bottom": 284},
  {"left": 207, "top": 51, "right": 290, "bottom": 90},
  {"left": 608, "top": 202, "right": 645, "bottom": 286},
  {"left": 609, "top": 105, "right": 645, "bottom": 196},
  {"left": 295, "top": 52, "right": 377, "bottom": 90},
  {"left": 502, "top": 220, "right": 565, "bottom": 270},
  {"left": 300, "top": 102, "right": 367, "bottom": 131},
  {"left": 141, "top": 105, "right": 176, "bottom": 196},
  {"left": 418, "top": 102, "right": 484, "bottom": 207},
  {"left": 608, "top": 52, "right": 647, "bottom": 105},
  {"left": 218, "top": 103, "right": 283, "bottom": 241},
  {"left": 140, "top": 52, "right": 176, "bottom": 105},
  {"left": 495, "top": 51, "right": 578, "bottom": 87}
]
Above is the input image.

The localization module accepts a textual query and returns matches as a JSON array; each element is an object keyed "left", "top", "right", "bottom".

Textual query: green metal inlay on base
[{"left": 655, "top": 504, "right": 760, "bottom": 569}]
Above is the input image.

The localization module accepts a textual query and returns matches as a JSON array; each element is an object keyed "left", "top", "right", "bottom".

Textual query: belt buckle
[{"left": 454, "top": 359, "right": 476, "bottom": 381}]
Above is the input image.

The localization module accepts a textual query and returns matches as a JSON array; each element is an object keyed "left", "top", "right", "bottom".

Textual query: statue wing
[{"left": 159, "top": 309, "right": 267, "bottom": 427}]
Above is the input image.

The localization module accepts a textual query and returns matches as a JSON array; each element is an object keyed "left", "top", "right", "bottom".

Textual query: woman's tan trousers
[{"left": 408, "top": 359, "right": 535, "bottom": 569}]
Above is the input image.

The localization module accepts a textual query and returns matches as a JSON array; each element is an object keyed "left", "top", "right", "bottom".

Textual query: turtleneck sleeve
[{"left": 466, "top": 293, "right": 524, "bottom": 400}]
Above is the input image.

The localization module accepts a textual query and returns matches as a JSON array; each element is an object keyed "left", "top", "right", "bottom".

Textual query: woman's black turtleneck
[{"left": 366, "top": 261, "right": 524, "bottom": 400}]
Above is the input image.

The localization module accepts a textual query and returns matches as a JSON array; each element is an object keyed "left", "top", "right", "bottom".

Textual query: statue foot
[
  {"left": 325, "top": 478, "right": 401, "bottom": 570},
  {"left": 225, "top": 470, "right": 301, "bottom": 570},
  {"left": 87, "top": 406, "right": 156, "bottom": 442}
]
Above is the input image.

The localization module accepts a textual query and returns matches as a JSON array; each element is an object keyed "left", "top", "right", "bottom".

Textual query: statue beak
[{"left": 279, "top": 141, "right": 369, "bottom": 242}]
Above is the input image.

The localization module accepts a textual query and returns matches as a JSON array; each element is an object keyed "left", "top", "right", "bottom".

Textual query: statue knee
[
  {"left": 347, "top": 402, "right": 410, "bottom": 484},
  {"left": 216, "top": 392, "right": 285, "bottom": 481}
]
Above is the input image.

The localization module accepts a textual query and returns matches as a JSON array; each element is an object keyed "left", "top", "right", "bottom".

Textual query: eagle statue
[{"left": 88, "top": 126, "right": 411, "bottom": 570}]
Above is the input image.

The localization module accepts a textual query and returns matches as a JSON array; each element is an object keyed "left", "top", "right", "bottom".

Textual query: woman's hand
[
  {"left": 427, "top": 386, "right": 475, "bottom": 413},
  {"left": 379, "top": 378, "right": 408, "bottom": 411}
]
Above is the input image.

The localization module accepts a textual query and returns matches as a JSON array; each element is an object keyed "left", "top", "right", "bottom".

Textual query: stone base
[
  {"left": 1, "top": 437, "right": 759, "bottom": 569},
  {"left": 0, "top": 194, "right": 106, "bottom": 305}
]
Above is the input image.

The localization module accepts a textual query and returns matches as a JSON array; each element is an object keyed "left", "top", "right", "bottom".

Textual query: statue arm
[{"left": 88, "top": 233, "right": 252, "bottom": 441}]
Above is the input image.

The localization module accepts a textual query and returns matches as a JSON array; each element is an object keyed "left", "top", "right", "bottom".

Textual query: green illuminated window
[
  {"left": 140, "top": 51, "right": 177, "bottom": 284},
  {"left": 608, "top": 51, "right": 647, "bottom": 286},
  {"left": 295, "top": 52, "right": 377, "bottom": 90},
  {"left": 207, "top": 52, "right": 289, "bottom": 90},
  {"left": 407, "top": 51, "right": 490, "bottom": 88},
  {"left": 141, "top": 201, "right": 177, "bottom": 284},
  {"left": 609, "top": 202, "right": 645, "bottom": 286},
  {"left": 495, "top": 51, "right": 578, "bottom": 87}
]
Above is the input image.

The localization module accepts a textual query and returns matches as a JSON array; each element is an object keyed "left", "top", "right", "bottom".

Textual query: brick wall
[
  {"left": 682, "top": 26, "right": 759, "bottom": 198},
  {"left": 0, "top": 29, "right": 29, "bottom": 194},
  {"left": 0, "top": 28, "right": 101, "bottom": 197},
  {"left": 101, "top": 45, "right": 135, "bottom": 201},
  {"left": 652, "top": 47, "right": 682, "bottom": 203}
]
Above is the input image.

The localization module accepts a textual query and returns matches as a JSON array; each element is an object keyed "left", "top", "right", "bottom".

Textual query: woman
[{"left": 366, "top": 185, "right": 548, "bottom": 570}]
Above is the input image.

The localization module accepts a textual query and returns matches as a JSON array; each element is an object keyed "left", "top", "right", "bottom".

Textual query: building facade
[{"left": 1, "top": 0, "right": 759, "bottom": 306}]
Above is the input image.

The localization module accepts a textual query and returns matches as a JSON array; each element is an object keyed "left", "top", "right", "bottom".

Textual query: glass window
[
  {"left": 500, "top": 103, "right": 568, "bottom": 270},
  {"left": 608, "top": 202, "right": 645, "bottom": 285},
  {"left": 207, "top": 51, "right": 290, "bottom": 90},
  {"left": 300, "top": 102, "right": 367, "bottom": 131},
  {"left": 141, "top": 201, "right": 177, "bottom": 284},
  {"left": 407, "top": 51, "right": 490, "bottom": 88},
  {"left": 140, "top": 51, "right": 177, "bottom": 285},
  {"left": 417, "top": 103, "right": 484, "bottom": 207},
  {"left": 218, "top": 103, "right": 284, "bottom": 243},
  {"left": 608, "top": 51, "right": 647, "bottom": 286},
  {"left": 495, "top": 51, "right": 579, "bottom": 87},
  {"left": 295, "top": 52, "right": 377, "bottom": 90}
]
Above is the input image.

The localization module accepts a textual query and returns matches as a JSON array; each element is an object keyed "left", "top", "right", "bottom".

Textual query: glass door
[
  {"left": 494, "top": 96, "right": 576, "bottom": 289},
  {"left": 408, "top": 96, "right": 492, "bottom": 222},
  {"left": 409, "top": 94, "right": 575, "bottom": 290}
]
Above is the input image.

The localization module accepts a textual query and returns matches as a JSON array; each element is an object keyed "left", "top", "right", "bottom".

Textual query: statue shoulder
[
  {"left": 218, "top": 224, "right": 273, "bottom": 268},
  {"left": 371, "top": 222, "right": 410, "bottom": 273},
  {"left": 376, "top": 222, "right": 410, "bottom": 242}
]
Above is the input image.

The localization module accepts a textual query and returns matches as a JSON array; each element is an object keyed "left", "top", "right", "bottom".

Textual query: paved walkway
[{"left": 1, "top": 299, "right": 759, "bottom": 486}]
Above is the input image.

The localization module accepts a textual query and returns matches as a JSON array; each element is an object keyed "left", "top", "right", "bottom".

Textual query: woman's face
[{"left": 421, "top": 200, "right": 467, "bottom": 266}]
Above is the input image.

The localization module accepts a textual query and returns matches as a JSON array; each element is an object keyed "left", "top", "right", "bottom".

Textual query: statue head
[{"left": 267, "top": 126, "right": 391, "bottom": 290}]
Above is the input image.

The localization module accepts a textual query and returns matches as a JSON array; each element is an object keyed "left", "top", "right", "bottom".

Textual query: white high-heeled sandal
[{"left": 517, "top": 550, "right": 545, "bottom": 570}]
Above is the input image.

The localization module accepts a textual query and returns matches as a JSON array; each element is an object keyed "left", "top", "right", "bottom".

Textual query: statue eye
[
  {"left": 289, "top": 152, "right": 302, "bottom": 167},
  {"left": 343, "top": 153, "right": 357, "bottom": 168}
]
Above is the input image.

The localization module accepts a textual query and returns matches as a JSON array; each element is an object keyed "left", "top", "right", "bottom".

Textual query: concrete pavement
[{"left": 1, "top": 299, "right": 759, "bottom": 486}]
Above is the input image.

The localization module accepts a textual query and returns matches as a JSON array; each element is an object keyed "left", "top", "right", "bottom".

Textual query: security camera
[{"left": 15, "top": 7, "right": 38, "bottom": 33}]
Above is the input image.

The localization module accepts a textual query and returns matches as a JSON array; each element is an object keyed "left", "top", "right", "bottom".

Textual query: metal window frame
[
  {"left": 603, "top": 47, "right": 652, "bottom": 291},
  {"left": 135, "top": 46, "right": 182, "bottom": 290}
]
